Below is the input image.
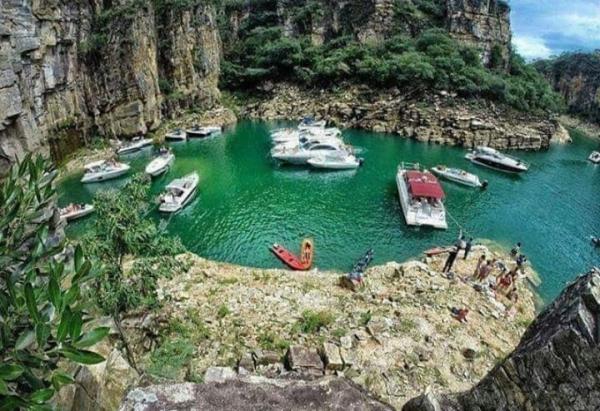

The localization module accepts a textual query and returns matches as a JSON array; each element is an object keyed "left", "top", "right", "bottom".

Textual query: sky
[{"left": 509, "top": 0, "right": 600, "bottom": 60}]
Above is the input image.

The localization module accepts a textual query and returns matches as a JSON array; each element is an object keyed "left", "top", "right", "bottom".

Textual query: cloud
[
  {"left": 509, "top": 0, "right": 600, "bottom": 58},
  {"left": 512, "top": 36, "right": 552, "bottom": 60}
]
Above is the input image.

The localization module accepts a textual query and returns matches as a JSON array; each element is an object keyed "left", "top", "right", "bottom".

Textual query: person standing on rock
[
  {"left": 443, "top": 247, "right": 459, "bottom": 273},
  {"left": 473, "top": 254, "right": 486, "bottom": 278},
  {"left": 463, "top": 238, "right": 473, "bottom": 259}
]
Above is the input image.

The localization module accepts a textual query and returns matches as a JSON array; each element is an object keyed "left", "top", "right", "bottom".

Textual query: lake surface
[{"left": 58, "top": 121, "right": 600, "bottom": 301}]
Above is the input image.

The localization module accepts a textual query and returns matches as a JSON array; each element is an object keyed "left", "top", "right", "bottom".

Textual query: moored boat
[
  {"left": 396, "top": 163, "right": 447, "bottom": 229},
  {"left": 431, "top": 165, "right": 484, "bottom": 188},
  {"left": 165, "top": 128, "right": 187, "bottom": 141},
  {"left": 116, "top": 136, "right": 153, "bottom": 155},
  {"left": 270, "top": 243, "right": 306, "bottom": 270},
  {"left": 81, "top": 160, "right": 130, "bottom": 183},
  {"left": 145, "top": 149, "right": 175, "bottom": 177},
  {"left": 272, "top": 141, "right": 350, "bottom": 165},
  {"left": 465, "top": 146, "right": 528, "bottom": 173},
  {"left": 589, "top": 151, "right": 600, "bottom": 164},
  {"left": 60, "top": 203, "right": 95, "bottom": 222},
  {"left": 186, "top": 125, "right": 222, "bottom": 138},
  {"left": 307, "top": 153, "right": 362, "bottom": 170},
  {"left": 158, "top": 172, "right": 199, "bottom": 213}
]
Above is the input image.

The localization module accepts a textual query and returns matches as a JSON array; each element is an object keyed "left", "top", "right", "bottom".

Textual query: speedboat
[
  {"left": 307, "top": 153, "right": 362, "bottom": 170},
  {"left": 59, "top": 203, "right": 95, "bottom": 222},
  {"left": 186, "top": 125, "right": 222, "bottom": 138},
  {"left": 396, "top": 163, "right": 447, "bottom": 229},
  {"left": 465, "top": 146, "right": 528, "bottom": 173},
  {"left": 271, "top": 141, "right": 350, "bottom": 165},
  {"left": 589, "top": 151, "right": 600, "bottom": 164},
  {"left": 145, "top": 150, "right": 175, "bottom": 177},
  {"left": 158, "top": 172, "right": 199, "bottom": 213},
  {"left": 165, "top": 129, "right": 187, "bottom": 141},
  {"left": 431, "top": 165, "right": 484, "bottom": 188},
  {"left": 81, "top": 160, "right": 130, "bottom": 183},
  {"left": 116, "top": 136, "right": 152, "bottom": 155}
]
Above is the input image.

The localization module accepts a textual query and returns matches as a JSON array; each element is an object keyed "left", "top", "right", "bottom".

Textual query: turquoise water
[{"left": 58, "top": 121, "right": 600, "bottom": 301}]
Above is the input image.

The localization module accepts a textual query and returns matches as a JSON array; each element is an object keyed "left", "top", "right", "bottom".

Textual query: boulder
[
  {"left": 321, "top": 343, "right": 344, "bottom": 371},
  {"left": 285, "top": 345, "right": 324, "bottom": 376},
  {"left": 119, "top": 377, "right": 394, "bottom": 411}
]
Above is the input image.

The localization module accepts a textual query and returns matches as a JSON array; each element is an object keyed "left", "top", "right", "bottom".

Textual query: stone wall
[
  {"left": 0, "top": 0, "right": 221, "bottom": 173},
  {"left": 404, "top": 268, "right": 600, "bottom": 411},
  {"left": 242, "top": 84, "right": 564, "bottom": 150}
]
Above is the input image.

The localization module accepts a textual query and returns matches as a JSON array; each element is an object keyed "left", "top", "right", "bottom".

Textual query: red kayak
[{"left": 270, "top": 243, "right": 306, "bottom": 270}]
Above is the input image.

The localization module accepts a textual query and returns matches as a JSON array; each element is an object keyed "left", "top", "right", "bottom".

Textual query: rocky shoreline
[
  {"left": 241, "top": 84, "right": 568, "bottom": 150},
  {"left": 56, "top": 244, "right": 538, "bottom": 410}
]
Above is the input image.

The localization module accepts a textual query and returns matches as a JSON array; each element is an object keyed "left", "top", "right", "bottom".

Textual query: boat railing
[{"left": 398, "top": 162, "right": 421, "bottom": 172}]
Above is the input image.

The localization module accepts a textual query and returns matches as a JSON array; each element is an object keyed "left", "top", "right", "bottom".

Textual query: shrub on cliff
[
  {"left": 219, "top": 8, "right": 564, "bottom": 114},
  {"left": 0, "top": 156, "right": 107, "bottom": 409}
]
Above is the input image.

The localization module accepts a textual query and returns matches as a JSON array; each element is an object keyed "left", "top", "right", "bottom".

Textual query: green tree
[
  {"left": 0, "top": 155, "right": 107, "bottom": 409},
  {"left": 84, "top": 174, "right": 187, "bottom": 370}
]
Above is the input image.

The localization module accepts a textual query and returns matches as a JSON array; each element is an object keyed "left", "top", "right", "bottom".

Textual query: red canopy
[{"left": 406, "top": 170, "right": 445, "bottom": 199}]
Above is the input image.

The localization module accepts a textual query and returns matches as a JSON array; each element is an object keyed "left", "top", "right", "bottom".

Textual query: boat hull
[
  {"left": 465, "top": 153, "right": 528, "bottom": 173},
  {"left": 431, "top": 167, "right": 481, "bottom": 187},
  {"left": 81, "top": 168, "right": 129, "bottom": 183},
  {"left": 307, "top": 158, "right": 360, "bottom": 170},
  {"left": 61, "top": 205, "right": 95, "bottom": 222},
  {"left": 145, "top": 155, "right": 175, "bottom": 177},
  {"left": 165, "top": 133, "right": 187, "bottom": 141},
  {"left": 396, "top": 171, "right": 448, "bottom": 230},
  {"left": 270, "top": 244, "right": 307, "bottom": 271}
]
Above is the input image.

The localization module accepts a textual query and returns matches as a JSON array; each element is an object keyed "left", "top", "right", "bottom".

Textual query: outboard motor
[{"left": 481, "top": 180, "right": 489, "bottom": 190}]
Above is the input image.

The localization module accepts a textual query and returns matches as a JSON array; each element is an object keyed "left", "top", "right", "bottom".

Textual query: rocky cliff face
[
  {"left": 0, "top": 0, "right": 221, "bottom": 172},
  {"left": 224, "top": 0, "right": 511, "bottom": 68},
  {"left": 404, "top": 268, "right": 600, "bottom": 411},
  {"left": 243, "top": 84, "right": 565, "bottom": 150},
  {"left": 536, "top": 52, "right": 600, "bottom": 126}
]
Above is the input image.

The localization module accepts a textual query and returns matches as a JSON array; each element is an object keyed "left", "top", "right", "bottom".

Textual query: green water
[{"left": 58, "top": 121, "right": 600, "bottom": 301}]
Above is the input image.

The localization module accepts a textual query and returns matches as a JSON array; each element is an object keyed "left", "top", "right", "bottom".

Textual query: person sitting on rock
[{"left": 451, "top": 307, "right": 469, "bottom": 324}]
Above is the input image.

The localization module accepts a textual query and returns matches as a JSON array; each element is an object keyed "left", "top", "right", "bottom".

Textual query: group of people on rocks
[{"left": 444, "top": 234, "right": 528, "bottom": 323}]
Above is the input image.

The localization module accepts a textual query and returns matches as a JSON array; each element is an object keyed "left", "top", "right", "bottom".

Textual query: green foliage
[
  {"left": 147, "top": 339, "right": 195, "bottom": 380},
  {"left": 219, "top": 7, "right": 563, "bottom": 114},
  {"left": 84, "top": 174, "right": 187, "bottom": 315},
  {"left": 294, "top": 310, "right": 334, "bottom": 334},
  {"left": 217, "top": 304, "right": 230, "bottom": 319},
  {"left": 0, "top": 155, "right": 107, "bottom": 408},
  {"left": 258, "top": 331, "right": 290, "bottom": 351}
]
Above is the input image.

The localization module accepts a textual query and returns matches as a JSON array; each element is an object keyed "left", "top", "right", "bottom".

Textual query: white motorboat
[
  {"left": 158, "top": 172, "right": 199, "bottom": 213},
  {"left": 81, "top": 160, "right": 130, "bottom": 183},
  {"left": 431, "top": 165, "right": 484, "bottom": 188},
  {"left": 145, "top": 150, "right": 175, "bottom": 177},
  {"left": 307, "top": 153, "right": 362, "bottom": 170},
  {"left": 165, "top": 129, "right": 187, "bottom": 141},
  {"left": 465, "top": 146, "right": 528, "bottom": 173},
  {"left": 589, "top": 151, "right": 600, "bottom": 164},
  {"left": 59, "top": 203, "right": 95, "bottom": 222},
  {"left": 186, "top": 125, "right": 222, "bottom": 138},
  {"left": 298, "top": 117, "right": 327, "bottom": 131},
  {"left": 116, "top": 136, "right": 153, "bottom": 155},
  {"left": 396, "top": 163, "right": 447, "bottom": 229},
  {"left": 273, "top": 134, "right": 345, "bottom": 151},
  {"left": 271, "top": 141, "right": 350, "bottom": 165}
]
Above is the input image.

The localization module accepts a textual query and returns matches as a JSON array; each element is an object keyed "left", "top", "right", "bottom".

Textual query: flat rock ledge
[
  {"left": 404, "top": 268, "right": 600, "bottom": 411},
  {"left": 119, "top": 376, "right": 393, "bottom": 411}
]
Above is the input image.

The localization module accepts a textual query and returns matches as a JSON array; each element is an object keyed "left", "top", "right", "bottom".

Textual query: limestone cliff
[
  {"left": 0, "top": 0, "right": 221, "bottom": 172},
  {"left": 223, "top": 0, "right": 511, "bottom": 68},
  {"left": 536, "top": 52, "right": 600, "bottom": 126},
  {"left": 404, "top": 268, "right": 600, "bottom": 411}
]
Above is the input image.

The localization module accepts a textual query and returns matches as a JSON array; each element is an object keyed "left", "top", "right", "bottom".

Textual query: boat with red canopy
[{"left": 396, "top": 163, "right": 448, "bottom": 229}]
